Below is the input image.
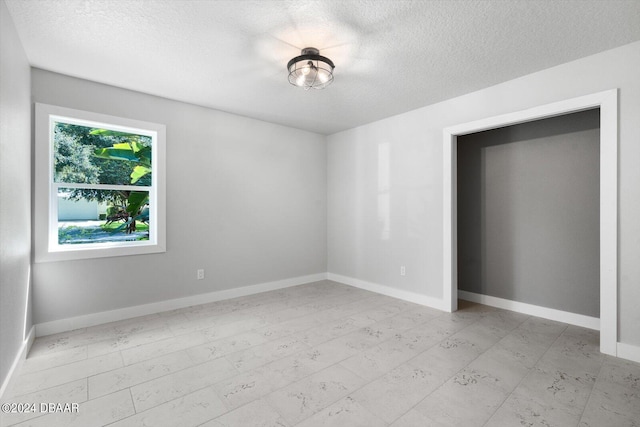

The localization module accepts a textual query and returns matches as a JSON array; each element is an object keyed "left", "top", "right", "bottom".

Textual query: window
[{"left": 35, "top": 104, "right": 165, "bottom": 262}]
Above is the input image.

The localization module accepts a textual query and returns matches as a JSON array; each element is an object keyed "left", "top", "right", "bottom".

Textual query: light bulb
[{"left": 287, "top": 49, "right": 334, "bottom": 89}]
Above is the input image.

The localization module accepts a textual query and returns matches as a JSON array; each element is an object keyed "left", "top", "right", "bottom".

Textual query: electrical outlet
[
  {"left": 197, "top": 269, "right": 205, "bottom": 280},
  {"left": 400, "top": 266, "right": 406, "bottom": 276}
]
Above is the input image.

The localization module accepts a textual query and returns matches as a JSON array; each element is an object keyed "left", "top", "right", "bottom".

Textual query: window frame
[{"left": 34, "top": 103, "right": 166, "bottom": 262}]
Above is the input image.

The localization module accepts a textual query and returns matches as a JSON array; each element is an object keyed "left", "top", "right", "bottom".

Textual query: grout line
[
  {"left": 17, "top": 347, "right": 90, "bottom": 376},
  {"left": 100, "top": 303, "right": 473, "bottom": 421},
  {"left": 380, "top": 311, "right": 517, "bottom": 425},
  {"left": 6, "top": 353, "right": 124, "bottom": 400},
  {"left": 150, "top": 300, "right": 440, "bottom": 419},
  {"left": 574, "top": 340, "right": 607, "bottom": 425},
  {"left": 127, "top": 387, "right": 136, "bottom": 415},
  {"left": 10, "top": 284, "right": 613, "bottom": 427},
  {"left": 24, "top": 287, "right": 371, "bottom": 368},
  {"left": 70, "top": 286, "right": 390, "bottom": 412},
  {"left": 481, "top": 321, "right": 570, "bottom": 426},
  {"left": 4, "top": 294, "right": 450, "bottom": 409},
  {"left": 335, "top": 311, "right": 504, "bottom": 422}
]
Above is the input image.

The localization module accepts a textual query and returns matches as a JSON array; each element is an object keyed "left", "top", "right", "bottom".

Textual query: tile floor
[{"left": 1, "top": 280, "right": 639, "bottom": 427}]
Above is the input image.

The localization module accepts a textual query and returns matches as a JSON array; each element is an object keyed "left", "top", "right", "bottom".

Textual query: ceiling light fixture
[{"left": 287, "top": 47, "right": 335, "bottom": 90}]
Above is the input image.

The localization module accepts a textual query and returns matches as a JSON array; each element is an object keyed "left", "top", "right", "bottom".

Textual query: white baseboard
[
  {"left": 327, "top": 273, "right": 449, "bottom": 311},
  {"left": 25, "top": 272, "right": 640, "bottom": 365},
  {"left": 35, "top": 273, "right": 328, "bottom": 337},
  {"left": 458, "top": 290, "right": 600, "bottom": 331},
  {"left": 617, "top": 342, "right": 640, "bottom": 364},
  {"left": 0, "top": 326, "right": 35, "bottom": 400}
]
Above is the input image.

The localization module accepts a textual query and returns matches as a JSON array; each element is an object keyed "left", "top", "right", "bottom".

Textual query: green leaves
[
  {"left": 54, "top": 126, "right": 100, "bottom": 185},
  {"left": 92, "top": 130, "right": 152, "bottom": 184},
  {"left": 130, "top": 165, "right": 152, "bottom": 184},
  {"left": 126, "top": 191, "right": 149, "bottom": 216},
  {"left": 88, "top": 128, "right": 153, "bottom": 234},
  {"left": 94, "top": 147, "right": 140, "bottom": 162},
  {"left": 89, "top": 129, "right": 137, "bottom": 138}
]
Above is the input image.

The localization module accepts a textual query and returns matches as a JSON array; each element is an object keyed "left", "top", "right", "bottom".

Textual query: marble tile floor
[{"left": 1, "top": 280, "right": 639, "bottom": 427}]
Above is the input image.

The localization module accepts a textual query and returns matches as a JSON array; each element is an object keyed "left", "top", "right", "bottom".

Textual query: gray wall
[
  {"left": 327, "top": 40, "right": 640, "bottom": 346},
  {"left": 31, "top": 69, "right": 327, "bottom": 324},
  {"left": 0, "top": 0, "right": 32, "bottom": 392},
  {"left": 457, "top": 110, "right": 600, "bottom": 317}
]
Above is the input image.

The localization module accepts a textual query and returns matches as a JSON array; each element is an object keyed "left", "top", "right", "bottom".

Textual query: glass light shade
[{"left": 287, "top": 48, "right": 335, "bottom": 90}]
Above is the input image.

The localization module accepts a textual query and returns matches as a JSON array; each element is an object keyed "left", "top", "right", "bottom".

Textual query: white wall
[
  {"left": 58, "top": 197, "right": 106, "bottom": 221},
  {"left": 32, "top": 69, "right": 327, "bottom": 325},
  {"left": 327, "top": 41, "right": 640, "bottom": 347},
  {"left": 0, "top": 0, "right": 32, "bottom": 393}
]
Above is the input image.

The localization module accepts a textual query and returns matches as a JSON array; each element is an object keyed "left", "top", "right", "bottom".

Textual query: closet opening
[
  {"left": 442, "top": 90, "right": 618, "bottom": 356},
  {"left": 456, "top": 109, "right": 599, "bottom": 322}
]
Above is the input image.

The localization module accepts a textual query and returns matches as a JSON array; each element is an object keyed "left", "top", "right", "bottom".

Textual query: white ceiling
[{"left": 6, "top": 0, "right": 640, "bottom": 135}]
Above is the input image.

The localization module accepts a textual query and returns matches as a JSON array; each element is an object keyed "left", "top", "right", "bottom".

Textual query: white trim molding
[
  {"left": 443, "top": 89, "right": 618, "bottom": 356},
  {"left": 327, "top": 273, "right": 449, "bottom": 312},
  {"left": 0, "top": 326, "right": 35, "bottom": 400},
  {"left": 458, "top": 291, "right": 600, "bottom": 331},
  {"left": 35, "top": 273, "right": 327, "bottom": 337},
  {"left": 617, "top": 343, "right": 640, "bottom": 364}
]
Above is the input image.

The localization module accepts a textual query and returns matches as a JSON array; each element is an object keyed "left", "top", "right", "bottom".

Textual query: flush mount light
[{"left": 287, "top": 47, "right": 335, "bottom": 90}]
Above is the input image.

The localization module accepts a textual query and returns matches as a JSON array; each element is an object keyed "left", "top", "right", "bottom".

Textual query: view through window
[
  {"left": 54, "top": 121, "right": 153, "bottom": 246},
  {"left": 35, "top": 103, "right": 166, "bottom": 262}
]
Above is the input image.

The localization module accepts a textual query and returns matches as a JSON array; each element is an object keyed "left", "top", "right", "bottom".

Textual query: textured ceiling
[{"left": 6, "top": 0, "right": 640, "bottom": 135}]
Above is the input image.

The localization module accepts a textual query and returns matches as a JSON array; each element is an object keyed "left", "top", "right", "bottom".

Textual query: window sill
[{"left": 35, "top": 241, "right": 166, "bottom": 263}]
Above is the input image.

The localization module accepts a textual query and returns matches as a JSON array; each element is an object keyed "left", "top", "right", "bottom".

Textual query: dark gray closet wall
[{"left": 457, "top": 109, "right": 600, "bottom": 317}]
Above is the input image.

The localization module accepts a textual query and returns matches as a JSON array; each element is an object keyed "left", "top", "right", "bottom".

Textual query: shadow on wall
[{"left": 456, "top": 108, "right": 600, "bottom": 317}]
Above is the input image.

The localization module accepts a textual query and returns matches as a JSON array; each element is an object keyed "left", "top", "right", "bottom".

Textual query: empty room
[{"left": 2, "top": 1, "right": 640, "bottom": 426}]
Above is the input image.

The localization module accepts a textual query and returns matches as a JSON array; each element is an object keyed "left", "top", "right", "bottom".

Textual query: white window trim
[{"left": 35, "top": 103, "right": 166, "bottom": 262}]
